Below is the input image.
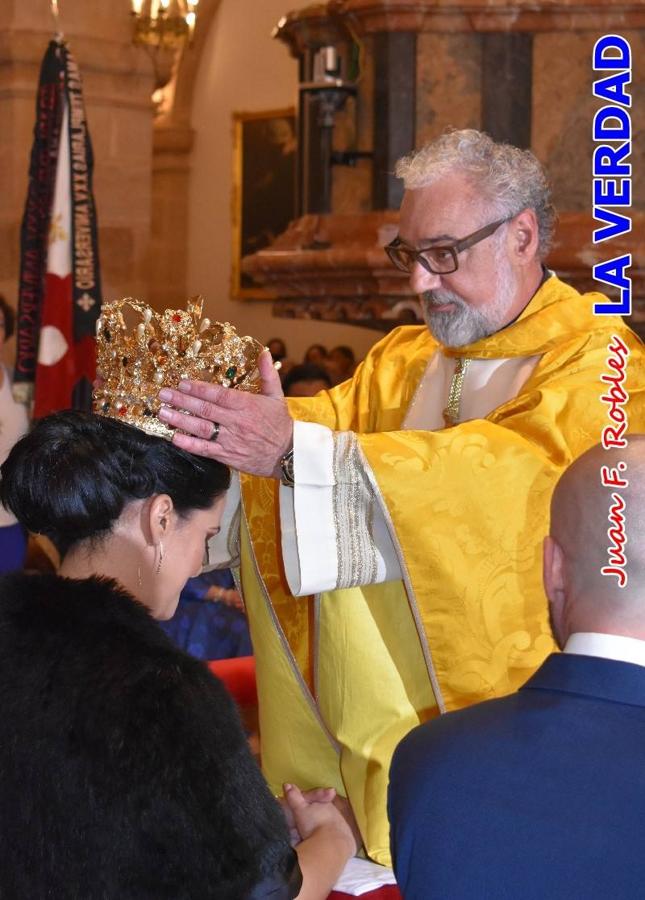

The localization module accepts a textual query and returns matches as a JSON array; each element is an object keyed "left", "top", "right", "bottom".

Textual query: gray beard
[
  {"left": 421, "top": 293, "right": 495, "bottom": 347},
  {"left": 421, "top": 262, "right": 517, "bottom": 347}
]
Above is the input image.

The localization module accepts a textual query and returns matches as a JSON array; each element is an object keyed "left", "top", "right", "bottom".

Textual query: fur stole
[{"left": 0, "top": 572, "right": 299, "bottom": 899}]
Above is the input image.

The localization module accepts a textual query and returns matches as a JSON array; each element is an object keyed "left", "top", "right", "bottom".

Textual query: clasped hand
[
  {"left": 158, "top": 350, "right": 293, "bottom": 478},
  {"left": 280, "top": 784, "right": 361, "bottom": 856}
]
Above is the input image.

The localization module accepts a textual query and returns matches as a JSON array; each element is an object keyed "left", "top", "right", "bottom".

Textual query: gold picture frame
[{"left": 231, "top": 107, "right": 297, "bottom": 299}]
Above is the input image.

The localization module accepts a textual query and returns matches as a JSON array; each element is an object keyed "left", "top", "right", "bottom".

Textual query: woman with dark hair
[
  {"left": 0, "top": 293, "right": 29, "bottom": 572},
  {"left": 0, "top": 410, "right": 356, "bottom": 899}
]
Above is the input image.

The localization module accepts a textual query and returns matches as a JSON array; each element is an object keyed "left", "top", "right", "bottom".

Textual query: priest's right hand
[{"left": 157, "top": 349, "right": 293, "bottom": 478}]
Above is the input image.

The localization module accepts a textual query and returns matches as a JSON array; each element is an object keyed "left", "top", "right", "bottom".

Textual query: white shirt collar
[{"left": 564, "top": 632, "right": 645, "bottom": 669}]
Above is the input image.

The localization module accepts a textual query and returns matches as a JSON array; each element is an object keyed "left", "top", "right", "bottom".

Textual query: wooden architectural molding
[
  {"left": 242, "top": 210, "right": 644, "bottom": 333},
  {"left": 241, "top": 211, "right": 405, "bottom": 299},
  {"left": 241, "top": 211, "right": 418, "bottom": 329},
  {"left": 242, "top": 210, "right": 421, "bottom": 331},
  {"left": 327, "top": 0, "right": 645, "bottom": 34}
]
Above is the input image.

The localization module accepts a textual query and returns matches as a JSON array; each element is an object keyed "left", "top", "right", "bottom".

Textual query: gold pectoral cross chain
[{"left": 442, "top": 357, "right": 471, "bottom": 427}]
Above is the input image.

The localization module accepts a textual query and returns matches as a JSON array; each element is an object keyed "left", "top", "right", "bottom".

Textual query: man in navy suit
[{"left": 388, "top": 437, "right": 645, "bottom": 899}]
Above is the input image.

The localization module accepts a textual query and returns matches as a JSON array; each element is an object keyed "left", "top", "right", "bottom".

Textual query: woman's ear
[{"left": 147, "top": 494, "right": 175, "bottom": 545}]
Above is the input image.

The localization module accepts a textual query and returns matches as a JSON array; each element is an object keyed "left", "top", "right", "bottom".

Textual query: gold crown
[{"left": 93, "top": 296, "right": 265, "bottom": 439}]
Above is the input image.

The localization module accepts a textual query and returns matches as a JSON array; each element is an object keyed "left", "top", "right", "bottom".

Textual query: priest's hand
[{"left": 157, "top": 350, "right": 293, "bottom": 478}]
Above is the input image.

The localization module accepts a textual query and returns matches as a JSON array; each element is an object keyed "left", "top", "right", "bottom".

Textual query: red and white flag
[{"left": 15, "top": 40, "right": 101, "bottom": 417}]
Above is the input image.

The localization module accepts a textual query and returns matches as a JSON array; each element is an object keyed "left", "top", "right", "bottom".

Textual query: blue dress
[
  {"left": 0, "top": 523, "right": 27, "bottom": 575},
  {"left": 0, "top": 365, "right": 28, "bottom": 573},
  {"left": 160, "top": 569, "right": 253, "bottom": 661}
]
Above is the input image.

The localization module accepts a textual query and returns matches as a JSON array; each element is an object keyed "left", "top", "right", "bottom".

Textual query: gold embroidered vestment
[{"left": 240, "top": 277, "right": 645, "bottom": 865}]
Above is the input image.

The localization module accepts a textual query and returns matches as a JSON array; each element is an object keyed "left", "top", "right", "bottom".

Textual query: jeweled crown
[{"left": 93, "top": 296, "right": 265, "bottom": 439}]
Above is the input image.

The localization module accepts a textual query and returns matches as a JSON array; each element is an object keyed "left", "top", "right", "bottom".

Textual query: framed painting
[{"left": 231, "top": 107, "right": 297, "bottom": 299}]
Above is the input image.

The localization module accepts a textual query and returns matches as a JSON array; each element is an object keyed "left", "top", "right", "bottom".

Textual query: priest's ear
[{"left": 510, "top": 208, "right": 540, "bottom": 263}]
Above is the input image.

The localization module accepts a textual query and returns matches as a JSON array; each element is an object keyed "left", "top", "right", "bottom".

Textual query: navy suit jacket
[{"left": 388, "top": 652, "right": 645, "bottom": 899}]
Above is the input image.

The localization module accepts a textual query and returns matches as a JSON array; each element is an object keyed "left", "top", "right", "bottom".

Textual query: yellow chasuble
[{"left": 239, "top": 276, "right": 645, "bottom": 865}]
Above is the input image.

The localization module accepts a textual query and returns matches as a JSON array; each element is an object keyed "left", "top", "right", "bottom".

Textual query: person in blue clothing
[
  {"left": 0, "top": 295, "right": 29, "bottom": 574},
  {"left": 389, "top": 437, "right": 645, "bottom": 900},
  {"left": 160, "top": 568, "right": 253, "bottom": 660}
]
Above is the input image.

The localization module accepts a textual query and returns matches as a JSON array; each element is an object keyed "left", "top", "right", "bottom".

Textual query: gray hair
[{"left": 395, "top": 129, "right": 557, "bottom": 259}]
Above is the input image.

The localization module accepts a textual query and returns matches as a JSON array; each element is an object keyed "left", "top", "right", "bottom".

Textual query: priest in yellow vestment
[{"left": 158, "top": 129, "right": 645, "bottom": 867}]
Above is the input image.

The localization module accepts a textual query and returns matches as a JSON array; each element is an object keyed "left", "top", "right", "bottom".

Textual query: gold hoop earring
[{"left": 156, "top": 540, "right": 164, "bottom": 575}]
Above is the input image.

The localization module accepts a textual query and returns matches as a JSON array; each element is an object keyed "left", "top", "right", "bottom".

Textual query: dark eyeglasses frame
[{"left": 384, "top": 216, "right": 512, "bottom": 276}]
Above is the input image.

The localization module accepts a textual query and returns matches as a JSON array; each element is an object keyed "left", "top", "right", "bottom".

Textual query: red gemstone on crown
[{"left": 172, "top": 314, "right": 182, "bottom": 322}]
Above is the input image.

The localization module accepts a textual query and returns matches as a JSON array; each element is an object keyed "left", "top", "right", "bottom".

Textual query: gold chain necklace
[{"left": 442, "top": 357, "right": 471, "bottom": 427}]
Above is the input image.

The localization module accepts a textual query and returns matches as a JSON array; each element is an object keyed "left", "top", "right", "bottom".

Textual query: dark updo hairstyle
[{"left": 0, "top": 410, "right": 230, "bottom": 558}]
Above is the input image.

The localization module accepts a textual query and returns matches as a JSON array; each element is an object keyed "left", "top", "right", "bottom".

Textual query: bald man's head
[{"left": 545, "top": 437, "right": 645, "bottom": 644}]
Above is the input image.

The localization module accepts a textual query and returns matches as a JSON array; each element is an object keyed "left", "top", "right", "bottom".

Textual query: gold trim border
[{"left": 239, "top": 500, "right": 342, "bottom": 755}]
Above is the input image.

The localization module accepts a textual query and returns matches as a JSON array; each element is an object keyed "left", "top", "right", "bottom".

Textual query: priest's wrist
[
  {"left": 271, "top": 417, "right": 295, "bottom": 482},
  {"left": 272, "top": 440, "right": 294, "bottom": 485},
  {"left": 279, "top": 447, "right": 295, "bottom": 487}
]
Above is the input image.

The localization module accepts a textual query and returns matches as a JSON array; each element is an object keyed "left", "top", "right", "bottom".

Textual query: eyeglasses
[{"left": 384, "top": 216, "right": 511, "bottom": 276}]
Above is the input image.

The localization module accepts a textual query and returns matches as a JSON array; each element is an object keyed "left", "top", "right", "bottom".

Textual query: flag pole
[{"left": 50, "top": 0, "right": 64, "bottom": 43}]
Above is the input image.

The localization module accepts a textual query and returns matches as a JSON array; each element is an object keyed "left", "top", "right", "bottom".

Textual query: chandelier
[{"left": 130, "top": 0, "right": 199, "bottom": 50}]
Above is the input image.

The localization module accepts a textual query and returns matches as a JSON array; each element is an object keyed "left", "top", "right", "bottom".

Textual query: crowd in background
[{"left": 267, "top": 337, "right": 359, "bottom": 397}]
